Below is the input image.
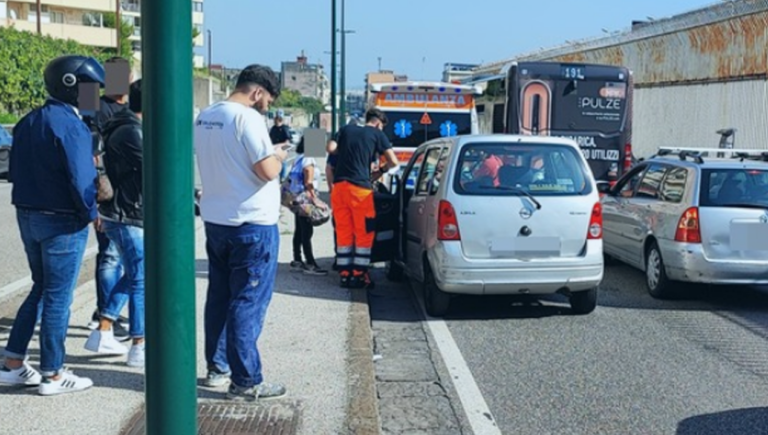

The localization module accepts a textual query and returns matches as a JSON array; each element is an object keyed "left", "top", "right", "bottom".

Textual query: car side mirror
[{"left": 596, "top": 181, "right": 612, "bottom": 195}]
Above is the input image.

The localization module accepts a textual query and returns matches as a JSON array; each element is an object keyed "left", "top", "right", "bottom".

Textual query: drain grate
[{"left": 121, "top": 401, "right": 301, "bottom": 435}]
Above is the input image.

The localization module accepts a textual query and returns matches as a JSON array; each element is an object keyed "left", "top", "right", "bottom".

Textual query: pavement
[{"left": 0, "top": 176, "right": 381, "bottom": 435}]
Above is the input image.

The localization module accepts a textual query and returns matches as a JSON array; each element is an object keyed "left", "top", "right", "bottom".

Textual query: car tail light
[
  {"left": 438, "top": 200, "right": 461, "bottom": 241},
  {"left": 624, "top": 143, "right": 633, "bottom": 172},
  {"left": 587, "top": 202, "right": 603, "bottom": 240},
  {"left": 675, "top": 207, "right": 701, "bottom": 243}
]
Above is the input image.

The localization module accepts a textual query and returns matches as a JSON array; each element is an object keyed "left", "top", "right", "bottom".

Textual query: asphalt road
[{"left": 435, "top": 263, "right": 768, "bottom": 435}]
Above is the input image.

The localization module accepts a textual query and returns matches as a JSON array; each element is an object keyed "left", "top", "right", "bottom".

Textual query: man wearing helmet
[{"left": 0, "top": 55, "right": 105, "bottom": 396}]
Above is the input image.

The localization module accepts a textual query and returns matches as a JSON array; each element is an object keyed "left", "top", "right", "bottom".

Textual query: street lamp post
[
  {"left": 339, "top": 0, "right": 355, "bottom": 125},
  {"left": 331, "top": 0, "right": 337, "bottom": 135},
  {"left": 207, "top": 29, "right": 212, "bottom": 76},
  {"left": 116, "top": 0, "right": 121, "bottom": 54}
]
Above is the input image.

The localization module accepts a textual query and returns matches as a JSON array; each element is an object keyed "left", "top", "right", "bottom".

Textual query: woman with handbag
[{"left": 288, "top": 138, "right": 328, "bottom": 276}]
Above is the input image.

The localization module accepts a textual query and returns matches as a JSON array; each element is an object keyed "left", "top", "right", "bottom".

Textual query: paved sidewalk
[{"left": 0, "top": 191, "right": 380, "bottom": 434}]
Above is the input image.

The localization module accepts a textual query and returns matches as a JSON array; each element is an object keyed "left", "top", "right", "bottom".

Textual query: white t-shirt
[{"left": 194, "top": 101, "right": 279, "bottom": 226}]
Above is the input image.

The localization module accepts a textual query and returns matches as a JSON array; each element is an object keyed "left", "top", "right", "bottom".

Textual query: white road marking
[
  {"left": 415, "top": 292, "right": 502, "bottom": 435},
  {"left": 0, "top": 246, "right": 98, "bottom": 302}
]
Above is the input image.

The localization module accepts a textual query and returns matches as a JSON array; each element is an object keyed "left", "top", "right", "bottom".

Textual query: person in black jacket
[
  {"left": 84, "top": 79, "right": 146, "bottom": 368},
  {"left": 86, "top": 56, "right": 132, "bottom": 341}
]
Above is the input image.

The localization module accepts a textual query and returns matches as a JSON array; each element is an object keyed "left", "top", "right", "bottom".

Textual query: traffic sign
[{"left": 420, "top": 112, "right": 432, "bottom": 125}]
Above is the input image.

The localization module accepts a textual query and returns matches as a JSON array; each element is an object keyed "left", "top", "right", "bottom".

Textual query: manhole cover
[{"left": 122, "top": 400, "right": 301, "bottom": 435}]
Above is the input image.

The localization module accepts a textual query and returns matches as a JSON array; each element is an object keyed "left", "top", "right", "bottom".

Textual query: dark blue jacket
[{"left": 10, "top": 99, "right": 98, "bottom": 223}]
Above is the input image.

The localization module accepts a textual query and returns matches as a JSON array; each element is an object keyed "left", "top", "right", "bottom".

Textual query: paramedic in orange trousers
[{"left": 328, "top": 108, "right": 399, "bottom": 289}]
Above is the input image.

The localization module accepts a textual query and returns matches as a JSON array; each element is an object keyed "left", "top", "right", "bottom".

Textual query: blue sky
[{"left": 200, "top": 0, "right": 716, "bottom": 90}]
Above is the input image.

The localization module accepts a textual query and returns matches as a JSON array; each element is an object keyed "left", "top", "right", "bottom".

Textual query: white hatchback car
[{"left": 371, "top": 134, "right": 604, "bottom": 317}]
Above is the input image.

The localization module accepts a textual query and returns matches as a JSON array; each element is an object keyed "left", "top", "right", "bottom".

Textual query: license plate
[
  {"left": 730, "top": 222, "right": 768, "bottom": 251},
  {"left": 491, "top": 237, "right": 561, "bottom": 255}
]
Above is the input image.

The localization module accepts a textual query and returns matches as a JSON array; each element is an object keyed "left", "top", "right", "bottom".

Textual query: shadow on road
[
  {"left": 677, "top": 407, "right": 768, "bottom": 435},
  {"left": 598, "top": 264, "right": 768, "bottom": 313},
  {"left": 195, "top": 256, "right": 349, "bottom": 303}
]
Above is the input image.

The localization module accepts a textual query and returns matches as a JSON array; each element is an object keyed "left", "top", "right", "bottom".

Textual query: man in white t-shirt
[{"left": 194, "top": 64, "right": 288, "bottom": 402}]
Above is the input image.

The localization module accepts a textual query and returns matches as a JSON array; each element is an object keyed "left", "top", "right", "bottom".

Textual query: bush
[
  {"left": 0, "top": 26, "right": 118, "bottom": 116},
  {"left": 0, "top": 113, "right": 18, "bottom": 124}
]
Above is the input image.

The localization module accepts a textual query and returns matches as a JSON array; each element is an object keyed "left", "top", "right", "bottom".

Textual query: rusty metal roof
[{"left": 473, "top": 0, "right": 768, "bottom": 84}]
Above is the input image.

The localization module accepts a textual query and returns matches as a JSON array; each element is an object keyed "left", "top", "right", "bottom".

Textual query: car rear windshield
[
  {"left": 700, "top": 168, "right": 768, "bottom": 208},
  {"left": 454, "top": 142, "right": 592, "bottom": 196}
]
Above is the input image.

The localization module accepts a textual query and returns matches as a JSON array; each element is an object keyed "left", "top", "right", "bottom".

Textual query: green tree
[
  {"left": 273, "top": 88, "right": 301, "bottom": 108},
  {"left": 192, "top": 27, "right": 201, "bottom": 47},
  {"left": 298, "top": 96, "right": 325, "bottom": 115},
  {"left": 273, "top": 89, "right": 324, "bottom": 114},
  {"left": 0, "top": 26, "right": 115, "bottom": 116},
  {"left": 103, "top": 12, "right": 135, "bottom": 61}
]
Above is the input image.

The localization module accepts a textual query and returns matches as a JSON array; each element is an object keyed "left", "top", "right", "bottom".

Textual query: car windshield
[
  {"left": 454, "top": 142, "right": 591, "bottom": 196},
  {"left": 700, "top": 168, "right": 768, "bottom": 208}
]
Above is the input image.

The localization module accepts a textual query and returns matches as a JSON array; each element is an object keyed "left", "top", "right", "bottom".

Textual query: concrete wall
[
  {"left": 193, "top": 76, "right": 227, "bottom": 116},
  {"left": 633, "top": 79, "right": 768, "bottom": 157}
]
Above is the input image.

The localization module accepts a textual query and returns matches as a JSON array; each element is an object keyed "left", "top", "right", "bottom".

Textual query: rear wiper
[{"left": 480, "top": 185, "right": 542, "bottom": 209}]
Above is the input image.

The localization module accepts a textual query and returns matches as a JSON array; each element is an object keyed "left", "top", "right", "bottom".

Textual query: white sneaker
[
  {"left": 84, "top": 329, "right": 129, "bottom": 355},
  {"left": 0, "top": 362, "right": 42, "bottom": 386},
  {"left": 127, "top": 343, "right": 145, "bottom": 368},
  {"left": 38, "top": 370, "right": 93, "bottom": 396}
]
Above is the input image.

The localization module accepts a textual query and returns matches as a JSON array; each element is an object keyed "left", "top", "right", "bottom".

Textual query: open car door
[{"left": 370, "top": 176, "right": 401, "bottom": 264}]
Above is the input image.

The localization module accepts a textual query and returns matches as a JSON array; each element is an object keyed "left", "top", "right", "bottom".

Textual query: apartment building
[
  {"left": 0, "top": 0, "right": 118, "bottom": 48},
  {"left": 442, "top": 63, "right": 479, "bottom": 83},
  {"left": 0, "top": 0, "right": 204, "bottom": 67},
  {"left": 123, "top": 0, "right": 204, "bottom": 67},
  {"left": 364, "top": 70, "right": 407, "bottom": 104},
  {"left": 281, "top": 51, "right": 330, "bottom": 105}
]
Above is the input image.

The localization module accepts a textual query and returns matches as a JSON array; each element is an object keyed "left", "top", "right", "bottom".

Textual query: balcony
[
  {"left": 11, "top": 0, "right": 114, "bottom": 13},
  {"left": 121, "top": 1, "right": 139, "bottom": 13},
  {"left": 0, "top": 18, "right": 117, "bottom": 47}
]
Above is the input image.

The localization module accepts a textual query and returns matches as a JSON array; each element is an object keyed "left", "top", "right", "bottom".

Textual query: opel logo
[
  {"left": 761, "top": 213, "right": 768, "bottom": 224},
  {"left": 519, "top": 208, "right": 532, "bottom": 220}
]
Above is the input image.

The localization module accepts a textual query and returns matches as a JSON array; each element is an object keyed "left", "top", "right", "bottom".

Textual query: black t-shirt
[
  {"left": 269, "top": 124, "right": 291, "bottom": 144},
  {"left": 333, "top": 124, "right": 392, "bottom": 189}
]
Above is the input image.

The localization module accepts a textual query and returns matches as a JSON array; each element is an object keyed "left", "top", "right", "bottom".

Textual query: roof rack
[
  {"left": 655, "top": 147, "right": 768, "bottom": 163},
  {"left": 655, "top": 147, "right": 704, "bottom": 163}
]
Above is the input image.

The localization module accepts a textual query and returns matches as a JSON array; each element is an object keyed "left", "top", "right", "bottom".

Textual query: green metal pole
[
  {"left": 339, "top": 0, "right": 346, "bottom": 126},
  {"left": 142, "top": 0, "right": 197, "bottom": 433},
  {"left": 331, "top": 0, "right": 337, "bottom": 135}
]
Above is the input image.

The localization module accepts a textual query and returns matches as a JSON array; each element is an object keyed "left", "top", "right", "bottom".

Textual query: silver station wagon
[
  {"left": 599, "top": 147, "right": 768, "bottom": 298},
  {"left": 371, "top": 135, "right": 604, "bottom": 317}
]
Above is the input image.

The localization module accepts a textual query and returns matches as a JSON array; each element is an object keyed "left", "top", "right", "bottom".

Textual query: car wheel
[
  {"left": 424, "top": 264, "right": 450, "bottom": 317},
  {"left": 385, "top": 261, "right": 404, "bottom": 282},
  {"left": 645, "top": 241, "right": 672, "bottom": 299},
  {"left": 570, "top": 287, "right": 598, "bottom": 315}
]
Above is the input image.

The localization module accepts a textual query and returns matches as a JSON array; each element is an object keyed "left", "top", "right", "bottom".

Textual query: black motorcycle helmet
[{"left": 43, "top": 55, "right": 106, "bottom": 107}]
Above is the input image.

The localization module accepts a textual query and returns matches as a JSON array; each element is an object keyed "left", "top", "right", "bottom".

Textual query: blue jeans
[
  {"left": 100, "top": 221, "right": 145, "bottom": 339},
  {"left": 204, "top": 222, "right": 279, "bottom": 388},
  {"left": 4, "top": 209, "right": 89, "bottom": 377},
  {"left": 96, "top": 230, "right": 123, "bottom": 314}
]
